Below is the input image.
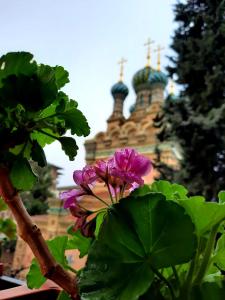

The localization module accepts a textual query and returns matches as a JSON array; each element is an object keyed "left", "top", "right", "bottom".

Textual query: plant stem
[
  {"left": 193, "top": 224, "right": 219, "bottom": 285},
  {"left": 0, "top": 167, "right": 79, "bottom": 299},
  {"left": 92, "top": 193, "right": 110, "bottom": 207},
  {"left": 151, "top": 265, "right": 175, "bottom": 300},
  {"left": 37, "top": 129, "right": 59, "bottom": 140},
  {"left": 106, "top": 183, "right": 115, "bottom": 204},
  {"left": 172, "top": 265, "right": 180, "bottom": 289},
  {"left": 92, "top": 207, "right": 107, "bottom": 214}
]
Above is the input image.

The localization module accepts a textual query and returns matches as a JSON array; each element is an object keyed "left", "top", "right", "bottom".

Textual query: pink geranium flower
[
  {"left": 60, "top": 188, "right": 86, "bottom": 209},
  {"left": 60, "top": 148, "right": 152, "bottom": 237},
  {"left": 73, "top": 165, "right": 97, "bottom": 189},
  {"left": 113, "top": 148, "right": 152, "bottom": 177}
]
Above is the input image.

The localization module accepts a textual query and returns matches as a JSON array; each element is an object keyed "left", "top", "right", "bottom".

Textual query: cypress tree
[{"left": 157, "top": 0, "right": 225, "bottom": 200}]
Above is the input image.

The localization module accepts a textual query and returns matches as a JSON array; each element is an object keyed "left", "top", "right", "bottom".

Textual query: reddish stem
[{"left": 0, "top": 167, "right": 79, "bottom": 300}]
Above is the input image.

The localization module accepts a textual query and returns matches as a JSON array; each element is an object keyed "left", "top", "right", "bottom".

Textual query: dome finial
[
  {"left": 144, "top": 38, "right": 154, "bottom": 67},
  {"left": 118, "top": 57, "right": 127, "bottom": 82},
  {"left": 154, "top": 44, "right": 165, "bottom": 71}
]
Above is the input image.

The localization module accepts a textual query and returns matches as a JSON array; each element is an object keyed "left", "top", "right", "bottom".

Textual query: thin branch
[{"left": 0, "top": 167, "right": 79, "bottom": 300}]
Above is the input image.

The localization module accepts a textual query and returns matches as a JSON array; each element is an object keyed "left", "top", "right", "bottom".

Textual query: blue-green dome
[
  {"left": 148, "top": 70, "right": 168, "bottom": 87},
  {"left": 111, "top": 81, "right": 129, "bottom": 99},
  {"left": 132, "top": 66, "right": 168, "bottom": 92}
]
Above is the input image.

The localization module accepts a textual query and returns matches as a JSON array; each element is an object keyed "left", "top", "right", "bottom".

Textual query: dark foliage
[{"left": 156, "top": 0, "right": 225, "bottom": 200}]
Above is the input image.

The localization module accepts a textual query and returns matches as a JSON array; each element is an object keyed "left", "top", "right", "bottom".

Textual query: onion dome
[
  {"left": 132, "top": 66, "right": 152, "bottom": 92},
  {"left": 149, "top": 70, "right": 168, "bottom": 87},
  {"left": 132, "top": 66, "right": 168, "bottom": 92},
  {"left": 111, "top": 81, "right": 129, "bottom": 99}
]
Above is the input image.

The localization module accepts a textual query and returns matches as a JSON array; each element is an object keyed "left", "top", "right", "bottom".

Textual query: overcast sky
[{"left": 1, "top": 0, "right": 177, "bottom": 186}]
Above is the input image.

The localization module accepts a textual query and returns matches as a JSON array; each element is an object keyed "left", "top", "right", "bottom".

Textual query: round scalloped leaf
[
  {"left": 179, "top": 197, "right": 225, "bottom": 236},
  {"left": 79, "top": 193, "right": 197, "bottom": 300},
  {"left": 10, "top": 157, "right": 37, "bottom": 190},
  {"left": 0, "top": 52, "right": 37, "bottom": 87}
]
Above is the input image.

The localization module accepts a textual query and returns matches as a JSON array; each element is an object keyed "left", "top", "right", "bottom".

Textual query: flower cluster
[{"left": 60, "top": 148, "right": 152, "bottom": 237}]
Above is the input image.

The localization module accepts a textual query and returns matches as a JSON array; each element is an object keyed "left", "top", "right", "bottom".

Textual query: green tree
[{"left": 156, "top": 0, "right": 225, "bottom": 200}]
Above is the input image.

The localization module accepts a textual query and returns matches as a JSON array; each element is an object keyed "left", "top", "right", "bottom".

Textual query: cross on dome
[
  {"left": 144, "top": 38, "right": 155, "bottom": 67},
  {"left": 118, "top": 57, "right": 127, "bottom": 82},
  {"left": 154, "top": 45, "right": 165, "bottom": 71}
]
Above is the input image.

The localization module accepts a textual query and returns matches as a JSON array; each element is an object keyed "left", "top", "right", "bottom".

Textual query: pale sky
[{"left": 1, "top": 0, "right": 177, "bottom": 186}]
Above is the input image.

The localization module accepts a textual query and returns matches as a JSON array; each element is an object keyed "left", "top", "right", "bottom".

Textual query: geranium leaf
[
  {"left": 150, "top": 180, "right": 188, "bottom": 200},
  {"left": 179, "top": 197, "right": 225, "bottom": 236},
  {"left": 57, "top": 291, "right": 71, "bottom": 300},
  {"left": 10, "top": 158, "right": 37, "bottom": 190},
  {"left": 0, "top": 218, "right": 16, "bottom": 239},
  {"left": 218, "top": 191, "right": 225, "bottom": 204},
  {"left": 59, "top": 137, "right": 78, "bottom": 161},
  {"left": 31, "top": 141, "right": 47, "bottom": 167},
  {"left": 54, "top": 66, "right": 69, "bottom": 89},
  {"left": 0, "top": 197, "right": 7, "bottom": 211},
  {"left": 94, "top": 211, "right": 107, "bottom": 239},
  {"left": 79, "top": 193, "right": 197, "bottom": 300},
  {"left": 0, "top": 52, "right": 37, "bottom": 87},
  {"left": 58, "top": 105, "right": 90, "bottom": 136},
  {"left": 213, "top": 233, "right": 225, "bottom": 271},
  {"left": 26, "top": 258, "right": 46, "bottom": 289},
  {"left": 47, "top": 235, "right": 68, "bottom": 267},
  {"left": 66, "top": 229, "right": 92, "bottom": 258},
  {"left": 191, "top": 281, "right": 225, "bottom": 300},
  {"left": 130, "top": 184, "right": 151, "bottom": 197}
]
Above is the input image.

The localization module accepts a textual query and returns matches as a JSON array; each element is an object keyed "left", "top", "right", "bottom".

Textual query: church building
[{"left": 84, "top": 40, "right": 177, "bottom": 183}]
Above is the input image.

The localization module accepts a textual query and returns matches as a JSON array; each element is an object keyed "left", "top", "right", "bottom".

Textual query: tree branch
[{"left": 0, "top": 167, "right": 79, "bottom": 300}]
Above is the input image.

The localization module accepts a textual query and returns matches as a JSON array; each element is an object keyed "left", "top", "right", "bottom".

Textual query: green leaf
[
  {"left": 79, "top": 241, "right": 154, "bottom": 300},
  {"left": 10, "top": 157, "right": 37, "bottom": 190},
  {"left": 191, "top": 281, "right": 225, "bottom": 300},
  {"left": 0, "top": 52, "right": 37, "bottom": 87},
  {"left": 179, "top": 197, "right": 225, "bottom": 236},
  {"left": 47, "top": 235, "right": 68, "bottom": 267},
  {"left": 213, "top": 234, "right": 225, "bottom": 271},
  {"left": 27, "top": 236, "right": 69, "bottom": 290},
  {"left": 31, "top": 141, "right": 47, "bottom": 167},
  {"left": 9, "top": 142, "right": 32, "bottom": 159},
  {"left": 54, "top": 66, "right": 69, "bottom": 89},
  {"left": 79, "top": 193, "right": 197, "bottom": 300},
  {"left": 130, "top": 184, "right": 151, "bottom": 197},
  {"left": 59, "top": 137, "right": 78, "bottom": 160},
  {"left": 58, "top": 102, "right": 90, "bottom": 136},
  {"left": 36, "top": 64, "right": 58, "bottom": 109},
  {"left": 26, "top": 258, "right": 46, "bottom": 289},
  {"left": 218, "top": 191, "right": 225, "bottom": 204},
  {"left": 66, "top": 228, "right": 91, "bottom": 258},
  {"left": 57, "top": 290, "right": 71, "bottom": 300},
  {"left": 94, "top": 211, "right": 107, "bottom": 238},
  {"left": 0, "top": 218, "right": 16, "bottom": 239},
  {"left": 31, "top": 129, "right": 58, "bottom": 147},
  {"left": 150, "top": 180, "right": 188, "bottom": 201},
  {"left": 0, "top": 197, "right": 7, "bottom": 211}
]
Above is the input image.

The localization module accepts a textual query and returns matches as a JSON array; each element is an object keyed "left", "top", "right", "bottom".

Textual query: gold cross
[
  {"left": 154, "top": 45, "right": 165, "bottom": 71},
  {"left": 144, "top": 38, "right": 155, "bottom": 67},
  {"left": 118, "top": 57, "right": 127, "bottom": 82}
]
